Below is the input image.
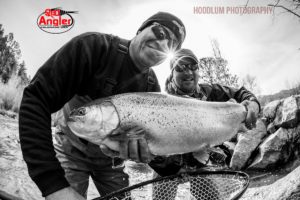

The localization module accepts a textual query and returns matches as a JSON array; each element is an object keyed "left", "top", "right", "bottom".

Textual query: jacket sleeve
[
  {"left": 203, "top": 83, "right": 261, "bottom": 111},
  {"left": 147, "top": 68, "right": 161, "bottom": 92},
  {"left": 19, "top": 33, "right": 110, "bottom": 196},
  {"left": 149, "top": 156, "right": 182, "bottom": 176}
]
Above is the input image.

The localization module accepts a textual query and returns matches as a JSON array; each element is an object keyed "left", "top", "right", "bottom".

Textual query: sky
[{"left": 0, "top": 0, "right": 299, "bottom": 95}]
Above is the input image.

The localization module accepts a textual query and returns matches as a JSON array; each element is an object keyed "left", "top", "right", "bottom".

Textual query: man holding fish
[
  {"left": 147, "top": 48, "right": 260, "bottom": 199},
  {"left": 19, "top": 12, "right": 185, "bottom": 200},
  {"left": 148, "top": 48, "right": 260, "bottom": 177},
  {"left": 64, "top": 49, "right": 260, "bottom": 200}
]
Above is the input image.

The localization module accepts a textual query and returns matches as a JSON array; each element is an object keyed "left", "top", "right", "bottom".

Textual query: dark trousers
[{"left": 54, "top": 131, "right": 129, "bottom": 199}]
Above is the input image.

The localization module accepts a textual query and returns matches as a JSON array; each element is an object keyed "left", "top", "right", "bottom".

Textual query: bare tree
[
  {"left": 199, "top": 39, "right": 239, "bottom": 87},
  {"left": 285, "top": 79, "right": 300, "bottom": 95},
  {"left": 244, "top": 0, "right": 300, "bottom": 19},
  {"left": 268, "top": 0, "right": 300, "bottom": 18},
  {"left": 241, "top": 74, "right": 261, "bottom": 95}
]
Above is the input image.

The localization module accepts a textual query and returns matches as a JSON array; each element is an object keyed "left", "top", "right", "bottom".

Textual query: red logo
[{"left": 37, "top": 7, "right": 78, "bottom": 34}]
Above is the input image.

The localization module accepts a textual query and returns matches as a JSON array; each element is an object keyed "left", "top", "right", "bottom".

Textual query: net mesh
[{"left": 97, "top": 171, "right": 249, "bottom": 200}]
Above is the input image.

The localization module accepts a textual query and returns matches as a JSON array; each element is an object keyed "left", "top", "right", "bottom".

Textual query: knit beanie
[
  {"left": 137, "top": 12, "right": 186, "bottom": 49},
  {"left": 170, "top": 48, "right": 198, "bottom": 70}
]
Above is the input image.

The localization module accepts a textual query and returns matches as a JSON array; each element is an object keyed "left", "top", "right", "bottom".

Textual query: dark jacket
[
  {"left": 149, "top": 83, "right": 260, "bottom": 176},
  {"left": 18, "top": 32, "right": 160, "bottom": 196}
]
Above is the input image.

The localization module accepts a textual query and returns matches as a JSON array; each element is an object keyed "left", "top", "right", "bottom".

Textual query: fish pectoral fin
[{"left": 193, "top": 149, "right": 210, "bottom": 164}]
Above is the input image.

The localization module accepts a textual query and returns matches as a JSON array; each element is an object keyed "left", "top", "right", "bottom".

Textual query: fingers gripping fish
[{"left": 67, "top": 92, "right": 250, "bottom": 156}]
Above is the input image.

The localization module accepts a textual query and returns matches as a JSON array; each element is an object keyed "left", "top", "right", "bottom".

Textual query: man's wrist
[
  {"left": 248, "top": 97, "right": 261, "bottom": 113},
  {"left": 249, "top": 101, "right": 260, "bottom": 115},
  {"left": 45, "top": 187, "right": 70, "bottom": 199},
  {"left": 45, "top": 187, "right": 85, "bottom": 200}
]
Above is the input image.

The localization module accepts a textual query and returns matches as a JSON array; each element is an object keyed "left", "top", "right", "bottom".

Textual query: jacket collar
[{"left": 168, "top": 80, "right": 207, "bottom": 101}]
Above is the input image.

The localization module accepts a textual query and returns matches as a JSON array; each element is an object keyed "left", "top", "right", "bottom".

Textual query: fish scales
[
  {"left": 109, "top": 93, "right": 246, "bottom": 155},
  {"left": 67, "top": 92, "right": 247, "bottom": 156}
]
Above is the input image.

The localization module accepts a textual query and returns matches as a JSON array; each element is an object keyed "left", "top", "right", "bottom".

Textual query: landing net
[{"left": 93, "top": 170, "right": 249, "bottom": 200}]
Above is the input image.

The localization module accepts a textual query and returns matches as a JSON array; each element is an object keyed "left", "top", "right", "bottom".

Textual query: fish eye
[{"left": 77, "top": 108, "right": 86, "bottom": 115}]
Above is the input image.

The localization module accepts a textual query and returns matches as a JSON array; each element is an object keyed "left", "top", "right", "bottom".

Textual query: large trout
[{"left": 67, "top": 92, "right": 248, "bottom": 156}]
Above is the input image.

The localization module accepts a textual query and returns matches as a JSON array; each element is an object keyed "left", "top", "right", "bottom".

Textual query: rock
[
  {"left": 223, "top": 141, "right": 236, "bottom": 155},
  {"left": 0, "top": 190, "right": 24, "bottom": 200},
  {"left": 0, "top": 109, "right": 17, "bottom": 119},
  {"left": 230, "top": 120, "right": 267, "bottom": 170},
  {"left": 267, "top": 121, "right": 277, "bottom": 134},
  {"left": 273, "top": 96, "right": 299, "bottom": 129},
  {"left": 263, "top": 99, "right": 282, "bottom": 122},
  {"left": 208, "top": 147, "right": 228, "bottom": 165},
  {"left": 240, "top": 165, "right": 300, "bottom": 200},
  {"left": 0, "top": 115, "right": 42, "bottom": 200},
  {"left": 249, "top": 125, "right": 300, "bottom": 169},
  {"left": 296, "top": 95, "right": 300, "bottom": 107}
]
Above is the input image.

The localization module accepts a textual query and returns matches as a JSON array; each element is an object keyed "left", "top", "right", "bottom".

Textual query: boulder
[
  {"left": 297, "top": 95, "right": 300, "bottom": 107},
  {"left": 263, "top": 99, "right": 282, "bottom": 122},
  {"left": 223, "top": 141, "right": 236, "bottom": 155},
  {"left": 267, "top": 121, "right": 277, "bottom": 134},
  {"left": 0, "top": 115, "right": 42, "bottom": 200},
  {"left": 230, "top": 120, "right": 267, "bottom": 170},
  {"left": 273, "top": 96, "right": 299, "bottom": 128},
  {"left": 0, "top": 109, "right": 17, "bottom": 119},
  {"left": 249, "top": 125, "right": 300, "bottom": 169},
  {"left": 240, "top": 165, "right": 300, "bottom": 200},
  {"left": 0, "top": 114, "right": 102, "bottom": 200}
]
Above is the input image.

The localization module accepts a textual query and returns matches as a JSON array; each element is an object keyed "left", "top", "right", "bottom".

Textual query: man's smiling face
[{"left": 131, "top": 23, "right": 179, "bottom": 68}]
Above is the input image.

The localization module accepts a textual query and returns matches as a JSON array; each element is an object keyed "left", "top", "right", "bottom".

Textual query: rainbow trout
[{"left": 67, "top": 92, "right": 248, "bottom": 156}]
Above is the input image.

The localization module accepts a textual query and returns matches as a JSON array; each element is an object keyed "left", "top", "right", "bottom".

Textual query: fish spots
[{"left": 92, "top": 93, "right": 246, "bottom": 155}]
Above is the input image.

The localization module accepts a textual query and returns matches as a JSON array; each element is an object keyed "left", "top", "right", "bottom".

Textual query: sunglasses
[
  {"left": 174, "top": 63, "right": 199, "bottom": 72},
  {"left": 151, "top": 23, "right": 179, "bottom": 49}
]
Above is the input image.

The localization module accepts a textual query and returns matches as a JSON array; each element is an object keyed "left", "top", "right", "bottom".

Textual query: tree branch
[
  {"left": 268, "top": 4, "right": 300, "bottom": 18},
  {"left": 244, "top": 0, "right": 250, "bottom": 8}
]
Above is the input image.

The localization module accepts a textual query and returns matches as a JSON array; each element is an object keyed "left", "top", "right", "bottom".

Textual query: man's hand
[
  {"left": 100, "top": 127, "right": 152, "bottom": 163},
  {"left": 45, "top": 187, "right": 85, "bottom": 200},
  {"left": 241, "top": 100, "right": 260, "bottom": 129}
]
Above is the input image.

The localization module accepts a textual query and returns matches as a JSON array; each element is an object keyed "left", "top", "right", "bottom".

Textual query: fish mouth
[{"left": 67, "top": 116, "right": 77, "bottom": 123}]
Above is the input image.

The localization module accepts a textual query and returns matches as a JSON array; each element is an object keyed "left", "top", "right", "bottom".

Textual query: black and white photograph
[{"left": 0, "top": 0, "right": 300, "bottom": 199}]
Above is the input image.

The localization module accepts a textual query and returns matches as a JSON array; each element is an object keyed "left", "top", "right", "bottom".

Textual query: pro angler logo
[{"left": 37, "top": 7, "right": 78, "bottom": 34}]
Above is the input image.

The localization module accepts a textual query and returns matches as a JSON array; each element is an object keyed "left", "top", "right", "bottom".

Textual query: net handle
[{"left": 92, "top": 170, "right": 249, "bottom": 200}]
